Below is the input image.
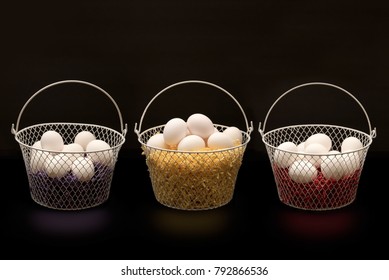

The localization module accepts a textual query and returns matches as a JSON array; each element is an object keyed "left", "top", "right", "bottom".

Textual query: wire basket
[
  {"left": 259, "top": 82, "right": 376, "bottom": 211},
  {"left": 134, "top": 80, "right": 253, "bottom": 210},
  {"left": 11, "top": 80, "right": 127, "bottom": 210}
]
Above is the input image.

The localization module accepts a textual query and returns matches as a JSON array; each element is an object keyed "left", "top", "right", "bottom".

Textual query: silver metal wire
[
  {"left": 259, "top": 82, "right": 375, "bottom": 211},
  {"left": 134, "top": 80, "right": 253, "bottom": 210},
  {"left": 11, "top": 80, "right": 127, "bottom": 210}
]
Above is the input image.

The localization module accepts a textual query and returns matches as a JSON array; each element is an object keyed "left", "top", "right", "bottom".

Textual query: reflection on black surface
[
  {"left": 1, "top": 152, "right": 386, "bottom": 260},
  {"left": 276, "top": 205, "right": 363, "bottom": 241},
  {"left": 28, "top": 207, "right": 112, "bottom": 238},
  {"left": 148, "top": 206, "right": 235, "bottom": 239}
]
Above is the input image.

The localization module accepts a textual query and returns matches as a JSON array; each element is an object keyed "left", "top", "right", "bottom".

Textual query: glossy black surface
[
  {"left": 2, "top": 149, "right": 387, "bottom": 260},
  {"left": 1, "top": 0, "right": 389, "bottom": 261}
]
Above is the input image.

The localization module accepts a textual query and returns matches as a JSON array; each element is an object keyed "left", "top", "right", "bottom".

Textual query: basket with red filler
[{"left": 259, "top": 82, "right": 376, "bottom": 211}]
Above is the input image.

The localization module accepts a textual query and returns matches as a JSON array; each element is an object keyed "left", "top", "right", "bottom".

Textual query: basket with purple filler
[
  {"left": 11, "top": 80, "right": 127, "bottom": 210},
  {"left": 134, "top": 80, "right": 253, "bottom": 210},
  {"left": 259, "top": 82, "right": 376, "bottom": 211}
]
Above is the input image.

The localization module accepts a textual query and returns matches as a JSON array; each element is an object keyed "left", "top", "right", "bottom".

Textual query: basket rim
[
  {"left": 14, "top": 121, "right": 126, "bottom": 151},
  {"left": 261, "top": 123, "right": 374, "bottom": 154},
  {"left": 138, "top": 123, "right": 251, "bottom": 153}
]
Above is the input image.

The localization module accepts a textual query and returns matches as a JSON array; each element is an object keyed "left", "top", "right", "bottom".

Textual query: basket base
[
  {"left": 273, "top": 165, "right": 361, "bottom": 211},
  {"left": 279, "top": 197, "right": 356, "bottom": 211},
  {"left": 154, "top": 195, "right": 234, "bottom": 211},
  {"left": 30, "top": 195, "right": 109, "bottom": 211},
  {"left": 28, "top": 180, "right": 112, "bottom": 211},
  {"left": 26, "top": 166, "right": 114, "bottom": 210}
]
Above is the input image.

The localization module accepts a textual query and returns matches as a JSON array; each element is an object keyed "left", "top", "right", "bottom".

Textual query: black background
[{"left": 1, "top": 0, "right": 389, "bottom": 260}]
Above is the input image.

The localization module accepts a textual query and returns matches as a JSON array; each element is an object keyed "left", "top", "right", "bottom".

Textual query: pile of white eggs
[
  {"left": 30, "top": 130, "right": 113, "bottom": 181},
  {"left": 274, "top": 133, "right": 364, "bottom": 183},
  {"left": 146, "top": 113, "right": 243, "bottom": 151}
]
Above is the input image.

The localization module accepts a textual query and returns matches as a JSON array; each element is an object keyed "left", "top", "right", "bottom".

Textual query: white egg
[
  {"left": 32, "top": 140, "right": 42, "bottom": 149},
  {"left": 74, "top": 131, "right": 96, "bottom": 150},
  {"left": 222, "top": 126, "right": 243, "bottom": 145},
  {"left": 72, "top": 157, "right": 95, "bottom": 182},
  {"left": 297, "top": 142, "right": 305, "bottom": 152},
  {"left": 304, "top": 133, "right": 332, "bottom": 152},
  {"left": 86, "top": 139, "right": 114, "bottom": 166},
  {"left": 321, "top": 151, "right": 344, "bottom": 180},
  {"left": 44, "top": 154, "right": 70, "bottom": 178},
  {"left": 177, "top": 135, "right": 206, "bottom": 151},
  {"left": 30, "top": 141, "right": 48, "bottom": 173},
  {"left": 147, "top": 133, "right": 169, "bottom": 149},
  {"left": 289, "top": 160, "right": 318, "bottom": 184},
  {"left": 61, "top": 154, "right": 76, "bottom": 172},
  {"left": 340, "top": 152, "right": 361, "bottom": 176},
  {"left": 207, "top": 132, "right": 234, "bottom": 150},
  {"left": 30, "top": 153, "right": 46, "bottom": 173},
  {"left": 62, "top": 143, "right": 85, "bottom": 160},
  {"left": 63, "top": 142, "right": 84, "bottom": 152},
  {"left": 294, "top": 142, "right": 307, "bottom": 161},
  {"left": 273, "top": 141, "right": 298, "bottom": 168},
  {"left": 303, "top": 143, "right": 328, "bottom": 167},
  {"left": 40, "top": 130, "right": 64, "bottom": 152},
  {"left": 341, "top": 136, "right": 363, "bottom": 152},
  {"left": 163, "top": 118, "right": 188, "bottom": 146},
  {"left": 186, "top": 113, "right": 215, "bottom": 139}
]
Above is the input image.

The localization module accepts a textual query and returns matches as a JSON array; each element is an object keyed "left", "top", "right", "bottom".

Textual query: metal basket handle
[
  {"left": 11, "top": 79, "right": 128, "bottom": 136},
  {"left": 134, "top": 80, "right": 253, "bottom": 136},
  {"left": 258, "top": 81, "right": 377, "bottom": 138}
]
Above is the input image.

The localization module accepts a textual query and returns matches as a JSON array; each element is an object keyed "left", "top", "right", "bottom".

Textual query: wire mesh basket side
[
  {"left": 27, "top": 165, "right": 114, "bottom": 210},
  {"left": 259, "top": 82, "right": 376, "bottom": 211},
  {"left": 135, "top": 80, "right": 253, "bottom": 210},
  {"left": 139, "top": 125, "right": 250, "bottom": 210},
  {"left": 11, "top": 80, "right": 127, "bottom": 210},
  {"left": 263, "top": 125, "right": 372, "bottom": 210},
  {"left": 15, "top": 123, "right": 125, "bottom": 210}
]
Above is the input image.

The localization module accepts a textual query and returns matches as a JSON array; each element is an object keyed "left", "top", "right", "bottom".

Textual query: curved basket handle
[
  {"left": 134, "top": 80, "right": 253, "bottom": 136},
  {"left": 11, "top": 79, "right": 128, "bottom": 136},
  {"left": 258, "top": 81, "right": 377, "bottom": 139}
]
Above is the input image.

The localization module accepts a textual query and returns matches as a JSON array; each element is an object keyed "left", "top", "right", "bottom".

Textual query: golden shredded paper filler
[{"left": 142, "top": 145, "right": 246, "bottom": 210}]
